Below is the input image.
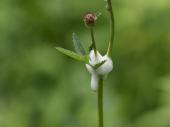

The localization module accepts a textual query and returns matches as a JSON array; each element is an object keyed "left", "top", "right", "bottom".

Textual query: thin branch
[
  {"left": 98, "top": 76, "right": 104, "bottom": 127},
  {"left": 90, "top": 27, "right": 97, "bottom": 55},
  {"left": 106, "top": 0, "right": 115, "bottom": 56}
]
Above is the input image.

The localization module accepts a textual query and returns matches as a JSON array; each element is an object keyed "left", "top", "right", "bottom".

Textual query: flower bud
[{"left": 83, "top": 12, "right": 97, "bottom": 27}]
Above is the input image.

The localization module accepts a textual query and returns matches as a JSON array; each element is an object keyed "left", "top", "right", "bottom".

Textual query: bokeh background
[{"left": 0, "top": 0, "right": 170, "bottom": 127}]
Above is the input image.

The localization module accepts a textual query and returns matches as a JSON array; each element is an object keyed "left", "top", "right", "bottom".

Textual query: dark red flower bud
[{"left": 83, "top": 12, "right": 97, "bottom": 27}]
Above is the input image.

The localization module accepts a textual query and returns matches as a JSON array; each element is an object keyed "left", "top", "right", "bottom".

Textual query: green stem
[
  {"left": 106, "top": 0, "right": 115, "bottom": 56},
  {"left": 90, "top": 27, "right": 97, "bottom": 55},
  {"left": 98, "top": 76, "right": 104, "bottom": 127}
]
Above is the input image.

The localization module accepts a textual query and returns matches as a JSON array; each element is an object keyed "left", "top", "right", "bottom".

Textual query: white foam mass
[
  {"left": 96, "top": 55, "right": 113, "bottom": 75},
  {"left": 85, "top": 50, "right": 113, "bottom": 91},
  {"left": 91, "top": 74, "right": 99, "bottom": 91},
  {"left": 89, "top": 50, "right": 102, "bottom": 65}
]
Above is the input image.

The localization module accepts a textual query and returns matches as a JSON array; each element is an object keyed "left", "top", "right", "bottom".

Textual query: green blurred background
[{"left": 0, "top": 0, "right": 170, "bottom": 127}]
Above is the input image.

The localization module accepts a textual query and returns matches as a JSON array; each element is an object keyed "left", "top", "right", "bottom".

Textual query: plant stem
[
  {"left": 106, "top": 0, "right": 115, "bottom": 56},
  {"left": 90, "top": 27, "right": 97, "bottom": 55},
  {"left": 98, "top": 76, "right": 104, "bottom": 127}
]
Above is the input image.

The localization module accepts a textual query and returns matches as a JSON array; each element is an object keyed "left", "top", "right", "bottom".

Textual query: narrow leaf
[
  {"left": 56, "top": 47, "right": 88, "bottom": 62},
  {"left": 72, "top": 33, "right": 86, "bottom": 55},
  {"left": 88, "top": 60, "right": 106, "bottom": 70},
  {"left": 94, "top": 60, "right": 106, "bottom": 69}
]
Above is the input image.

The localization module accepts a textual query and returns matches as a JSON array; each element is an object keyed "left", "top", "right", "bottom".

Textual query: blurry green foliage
[{"left": 0, "top": 0, "right": 170, "bottom": 127}]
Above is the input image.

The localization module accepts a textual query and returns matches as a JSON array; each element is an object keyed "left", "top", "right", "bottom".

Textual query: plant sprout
[{"left": 56, "top": 0, "right": 114, "bottom": 127}]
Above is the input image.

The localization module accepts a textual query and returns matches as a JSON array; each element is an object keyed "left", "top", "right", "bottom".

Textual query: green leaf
[
  {"left": 93, "top": 60, "right": 106, "bottom": 69},
  {"left": 88, "top": 60, "right": 106, "bottom": 70},
  {"left": 72, "top": 33, "right": 86, "bottom": 55},
  {"left": 56, "top": 47, "right": 88, "bottom": 62}
]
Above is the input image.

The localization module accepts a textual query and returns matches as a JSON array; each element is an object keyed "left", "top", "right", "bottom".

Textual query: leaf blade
[
  {"left": 88, "top": 60, "right": 106, "bottom": 70},
  {"left": 72, "top": 33, "right": 86, "bottom": 55},
  {"left": 56, "top": 47, "right": 88, "bottom": 62},
  {"left": 94, "top": 60, "right": 106, "bottom": 69}
]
